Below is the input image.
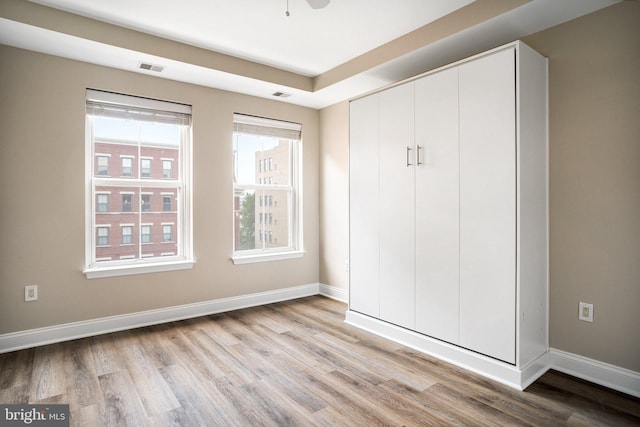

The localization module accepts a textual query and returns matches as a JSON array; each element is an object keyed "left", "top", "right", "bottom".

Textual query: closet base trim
[{"left": 345, "top": 309, "right": 548, "bottom": 390}]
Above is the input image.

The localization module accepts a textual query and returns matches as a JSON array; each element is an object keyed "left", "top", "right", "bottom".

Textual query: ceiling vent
[
  {"left": 272, "top": 91, "right": 292, "bottom": 98},
  {"left": 138, "top": 62, "right": 164, "bottom": 72}
]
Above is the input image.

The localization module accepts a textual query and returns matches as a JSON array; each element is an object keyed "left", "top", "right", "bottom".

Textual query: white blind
[
  {"left": 233, "top": 113, "right": 302, "bottom": 140},
  {"left": 86, "top": 89, "right": 191, "bottom": 126}
]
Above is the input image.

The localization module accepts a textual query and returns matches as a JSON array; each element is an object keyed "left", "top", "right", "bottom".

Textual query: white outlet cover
[
  {"left": 579, "top": 302, "right": 593, "bottom": 322},
  {"left": 25, "top": 285, "right": 38, "bottom": 302}
]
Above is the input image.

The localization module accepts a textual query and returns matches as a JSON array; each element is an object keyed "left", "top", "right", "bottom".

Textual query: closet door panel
[
  {"left": 459, "top": 48, "right": 516, "bottom": 363},
  {"left": 349, "top": 95, "right": 380, "bottom": 317},
  {"left": 379, "top": 83, "right": 415, "bottom": 329},
  {"left": 414, "top": 68, "right": 460, "bottom": 344}
]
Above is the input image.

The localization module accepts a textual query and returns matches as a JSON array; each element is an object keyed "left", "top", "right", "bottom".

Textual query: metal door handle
[
  {"left": 406, "top": 146, "right": 412, "bottom": 167},
  {"left": 417, "top": 145, "right": 423, "bottom": 166}
]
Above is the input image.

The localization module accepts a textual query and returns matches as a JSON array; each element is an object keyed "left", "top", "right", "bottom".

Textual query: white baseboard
[
  {"left": 345, "top": 309, "right": 547, "bottom": 390},
  {"left": 549, "top": 348, "right": 640, "bottom": 398},
  {"left": 345, "top": 310, "right": 640, "bottom": 398},
  {"left": 0, "top": 283, "right": 322, "bottom": 354},
  {"left": 318, "top": 283, "right": 348, "bottom": 302}
]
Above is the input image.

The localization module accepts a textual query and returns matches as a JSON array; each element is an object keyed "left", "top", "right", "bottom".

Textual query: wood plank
[
  {"left": 0, "top": 348, "right": 34, "bottom": 389},
  {"left": 28, "top": 343, "right": 67, "bottom": 401},
  {"left": 120, "top": 343, "right": 180, "bottom": 415},
  {"left": 98, "top": 370, "right": 149, "bottom": 426},
  {"left": 62, "top": 340, "right": 102, "bottom": 410}
]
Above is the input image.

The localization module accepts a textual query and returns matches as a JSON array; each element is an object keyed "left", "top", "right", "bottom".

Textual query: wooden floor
[{"left": 1, "top": 296, "right": 638, "bottom": 426}]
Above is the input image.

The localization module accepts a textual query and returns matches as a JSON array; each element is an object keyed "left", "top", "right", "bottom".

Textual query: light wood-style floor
[{"left": 1, "top": 296, "right": 638, "bottom": 426}]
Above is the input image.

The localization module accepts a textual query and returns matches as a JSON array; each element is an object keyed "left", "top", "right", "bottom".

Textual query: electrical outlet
[
  {"left": 25, "top": 285, "right": 38, "bottom": 302},
  {"left": 578, "top": 302, "right": 593, "bottom": 322}
]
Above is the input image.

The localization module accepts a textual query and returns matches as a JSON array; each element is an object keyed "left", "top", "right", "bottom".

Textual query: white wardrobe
[{"left": 348, "top": 41, "right": 549, "bottom": 389}]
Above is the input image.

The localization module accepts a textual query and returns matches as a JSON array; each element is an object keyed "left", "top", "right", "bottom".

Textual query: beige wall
[
  {"left": 319, "top": 102, "right": 350, "bottom": 290},
  {"left": 319, "top": 2, "right": 640, "bottom": 372},
  {"left": 0, "top": 45, "right": 319, "bottom": 334},
  {"left": 523, "top": 1, "right": 640, "bottom": 372}
]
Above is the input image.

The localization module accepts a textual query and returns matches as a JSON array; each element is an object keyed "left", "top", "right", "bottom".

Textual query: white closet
[{"left": 348, "top": 41, "right": 548, "bottom": 389}]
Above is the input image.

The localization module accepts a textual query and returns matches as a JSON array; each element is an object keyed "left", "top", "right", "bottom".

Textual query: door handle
[
  {"left": 406, "top": 146, "right": 412, "bottom": 167},
  {"left": 417, "top": 145, "right": 423, "bottom": 166}
]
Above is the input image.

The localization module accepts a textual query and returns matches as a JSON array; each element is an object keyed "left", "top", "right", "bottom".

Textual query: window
[
  {"left": 141, "top": 194, "right": 151, "bottom": 212},
  {"left": 162, "top": 159, "right": 172, "bottom": 178},
  {"left": 97, "top": 226, "right": 109, "bottom": 246},
  {"left": 121, "top": 193, "right": 132, "bottom": 212},
  {"left": 121, "top": 157, "right": 133, "bottom": 177},
  {"left": 162, "top": 224, "right": 173, "bottom": 242},
  {"left": 97, "top": 155, "right": 109, "bottom": 176},
  {"left": 85, "top": 89, "right": 193, "bottom": 278},
  {"left": 141, "top": 225, "right": 152, "bottom": 244},
  {"left": 232, "top": 113, "right": 302, "bottom": 263},
  {"left": 140, "top": 158, "right": 151, "bottom": 177},
  {"left": 162, "top": 195, "right": 172, "bottom": 211},
  {"left": 121, "top": 226, "right": 133, "bottom": 245},
  {"left": 96, "top": 194, "right": 109, "bottom": 212}
]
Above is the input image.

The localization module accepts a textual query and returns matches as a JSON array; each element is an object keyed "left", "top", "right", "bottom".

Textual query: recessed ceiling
[
  {"left": 27, "top": 0, "right": 475, "bottom": 76},
  {"left": 0, "top": 0, "right": 621, "bottom": 108}
]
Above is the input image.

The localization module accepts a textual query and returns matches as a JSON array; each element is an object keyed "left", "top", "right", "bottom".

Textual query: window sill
[
  {"left": 84, "top": 259, "right": 195, "bottom": 279},
  {"left": 231, "top": 251, "right": 305, "bottom": 265}
]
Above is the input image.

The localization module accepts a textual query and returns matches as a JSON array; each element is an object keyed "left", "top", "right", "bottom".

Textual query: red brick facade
[{"left": 94, "top": 140, "right": 179, "bottom": 261}]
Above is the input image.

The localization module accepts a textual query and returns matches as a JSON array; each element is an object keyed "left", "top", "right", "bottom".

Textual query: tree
[{"left": 238, "top": 192, "right": 256, "bottom": 250}]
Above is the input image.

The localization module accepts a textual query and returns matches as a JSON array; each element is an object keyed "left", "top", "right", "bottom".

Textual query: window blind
[
  {"left": 86, "top": 89, "right": 191, "bottom": 126},
  {"left": 233, "top": 113, "right": 302, "bottom": 140}
]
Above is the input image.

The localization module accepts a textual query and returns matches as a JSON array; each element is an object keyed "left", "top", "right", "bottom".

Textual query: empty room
[{"left": 1, "top": 0, "right": 639, "bottom": 425}]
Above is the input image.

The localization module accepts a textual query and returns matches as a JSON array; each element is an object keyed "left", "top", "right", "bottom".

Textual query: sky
[{"left": 234, "top": 133, "right": 280, "bottom": 185}]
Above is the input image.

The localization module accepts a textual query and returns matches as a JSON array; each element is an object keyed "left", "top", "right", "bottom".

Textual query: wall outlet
[
  {"left": 25, "top": 285, "right": 38, "bottom": 302},
  {"left": 578, "top": 302, "right": 593, "bottom": 322}
]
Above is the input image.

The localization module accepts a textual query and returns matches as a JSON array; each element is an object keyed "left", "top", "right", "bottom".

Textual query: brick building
[
  {"left": 254, "top": 141, "right": 290, "bottom": 249},
  {"left": 94, "top": 138, "right": 179, "bottom": 261}
]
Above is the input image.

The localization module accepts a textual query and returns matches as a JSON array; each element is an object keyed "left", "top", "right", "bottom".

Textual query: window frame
[
  {"left": 84, "top": 89, "right": 194, "bottom": 279},
  {"left": 231, "top": 113, "right": 304, "bottom": 264}
]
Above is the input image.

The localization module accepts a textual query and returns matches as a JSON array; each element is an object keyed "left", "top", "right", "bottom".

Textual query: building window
[
  {"left": 162, "top": 160, "right": 172, "bottom": 178},
  {"left": 162, "top": 195, "right": 172, "bottom": 211},
  {"left": 97, "top": 155, "right": 109, "bottom": 176},
  {"left": 162, "top": 224, "right": 173, "bottom": 242},
  {"left": 140, "top": 158, "right": 152, "bottom": 177},
  {"left": 96, "top": 194, "right": 109, "bottom": 213},
  {"left": 121, "top": 157, "right": 133, "bottom": 177},
  {"left": 232, "top": 113, "right": 302, "bottom": 262},
  {"left": 141, "top": 225, "right": 152, "bottom": 244},
  {"left": 97, "top": 227, "right": 109, "bottom": 247},
  {"left": 141, "top": 194, "right": 151, "bottom": 212},
  {"left": 121, "top": 226, "right": 133, "bottom": 245},
  {"left": 121, "top": 193, "right": 132, "bottom": 212},
  {"left": 85, "top": 89, "right": 193, "bottom": 278}
]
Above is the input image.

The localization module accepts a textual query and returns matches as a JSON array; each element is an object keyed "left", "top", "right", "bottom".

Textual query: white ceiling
[
  {"left": 0, "top": 0, "right": 620, "bottom": 108},
  {"left": 28, "top": 0, "right": 476, "bottom": 77}
]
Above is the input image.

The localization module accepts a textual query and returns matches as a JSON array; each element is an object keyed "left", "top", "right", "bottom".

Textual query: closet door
[
  {"left": 458, "top": 48, "right": 516, "bottom": 363},
  {"left": 379, "top": 83, "right": 415, "bottom": 329},
  {"left": 349, "top": 95, "right": 380, "bottom": 317},
  {"left": 414, "top": 68, "right": 460, "bottom": 344}
]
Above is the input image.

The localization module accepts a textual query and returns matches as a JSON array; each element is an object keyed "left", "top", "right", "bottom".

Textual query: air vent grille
[
  {"left": 138, "top": 62, "right": 164, "bottom": 72},
  {"left": 272, "top": 91, "right": 292, "bottom": 98}
]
